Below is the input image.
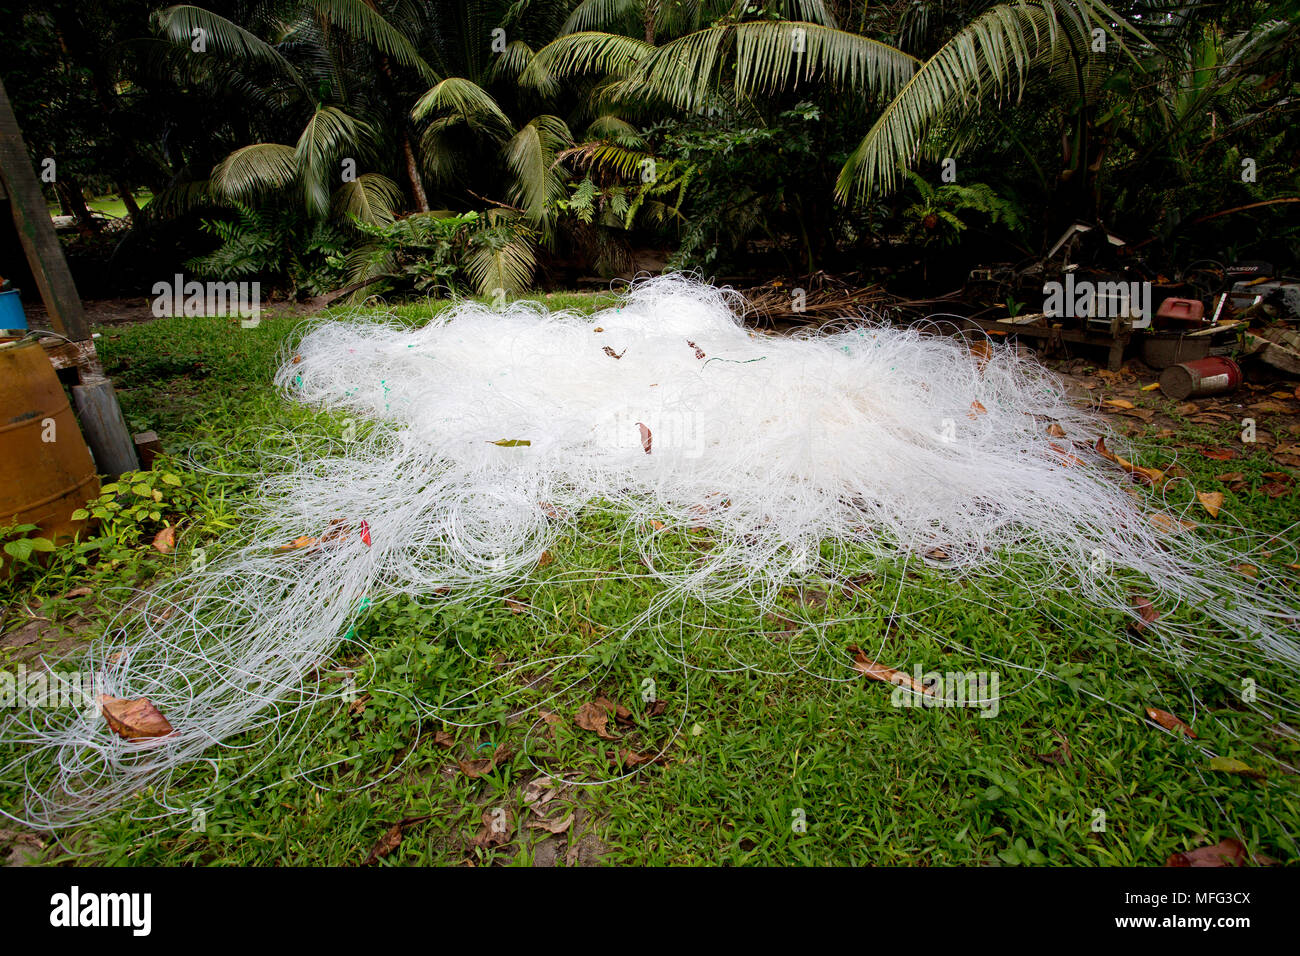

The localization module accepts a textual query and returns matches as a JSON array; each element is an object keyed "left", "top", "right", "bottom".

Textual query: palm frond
[
  {"left": 211, "top": 143, "right": 299, "bottom": 198},
  {"left": 157, "top": 4, "right": 308, "bottom": 94},
  {"left": 598, "top": 22, "right": 919, "bottom": 110},
  {"left": 306, "top": 0, "right": 437, "bottom": 81},
  {"left": 836, "top": 1, "right": 1118, "bottom": 199},
  {"left": 466, "top": 227, "right": 537, "bottom": 295},
  {"left": 295, "top": 106, "right": 373, "bottom": 216},
  {"left": 332, "top": 173, "right": 404, "bottom": 226},
  {"left": 583, "top": 114, "right": 647, "bottom": 148},
  {"left": 527, "top": 32, "right": 656, "bottom": 85},
  {"left": 503, "top": 115, "right": 574, "bottom": 227},
  {"left": 561, "top": 0, "right": 643, "bottom": 37},
  {"left": 412, "top": 77, "right": 515, "bottom": 138}
]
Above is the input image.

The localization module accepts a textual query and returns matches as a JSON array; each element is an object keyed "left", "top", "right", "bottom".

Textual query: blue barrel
[{"left": 0, "top": 289, "right": 27, "bottom": 330}]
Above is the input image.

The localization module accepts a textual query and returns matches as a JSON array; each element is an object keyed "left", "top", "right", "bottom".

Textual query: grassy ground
[
  {"left": 2, "top": 292, "right": 1298, "bottom": 866},
  {"left": 47, "top": 190, "right": 153, "bottom": 222}
]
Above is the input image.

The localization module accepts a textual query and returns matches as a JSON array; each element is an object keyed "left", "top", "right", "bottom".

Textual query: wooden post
[
  {"left": 0, "top": 75, "right": 138, "bottom": 476},
  {"left": 72, "top": 381, "right": 140, "bottom": 477},
  {"left": 0, "top": 78, "right": 90, "bottom": 341}
]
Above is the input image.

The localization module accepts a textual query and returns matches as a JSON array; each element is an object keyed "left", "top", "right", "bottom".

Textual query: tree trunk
[
  {"left": 55, "top": 176, "right": 98, "bottom": 232},
  {"left": 403, "top": 133, "right": 430, "bottom": 212},
  {"left": 116, "top": 180, "right": 141, "bottom": 220}
]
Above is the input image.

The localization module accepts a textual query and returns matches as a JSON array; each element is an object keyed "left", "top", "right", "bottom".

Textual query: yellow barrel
[{"left": 0, "top": 339, "right": 100, "bottom": 546}]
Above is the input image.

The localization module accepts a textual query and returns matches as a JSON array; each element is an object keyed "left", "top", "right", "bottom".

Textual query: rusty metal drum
[{"left": 0, "top": 339, "right": 99, "bottom": 547}]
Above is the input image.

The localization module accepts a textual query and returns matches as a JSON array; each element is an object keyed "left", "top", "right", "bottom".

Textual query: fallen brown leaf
[
  {"left": 1146, "top": 706, "right": 1196, "bottom": 738},
  {"left": 528, "top": 813, "right": 573, "bottom": 835},
  {"left": 610, "top": 748, "right": 668, "bottom": 770},
  {"left": 1196, "top": 491, "right": 1225, "bottom": 518},
  {"left": 1200, "top": 447, "right": 1237, "bottom": 461},
  {"left": 575, "top": 699, "right": 620, "bottom": 740},
  {"left": 1046, "top": 422, "right": 1067, "bottom": 438},
  {"left": 848, "top": 645, "right": 928, "bottom": 695},
  {"left": 1129, "top": 594, "right": 1159, "bottom": 634},
  {"left": 1166, "top": 838, "right": 1275, "bottom": 868},
  {"left": 99, "top": 695, "right": 175, "bottom": 740},
  {"left": 469, "top": 808, "right": 512, "bottom": 849},
  {"left": 457, "top": 743, "right": 512, "bottom": 779},
  {"left": 151, "top": 526, "right": 176, "bottom": 554},
  {"left": 1095, "top": 437, "right": 1164, "bottom": 485},
  {"left": 637, "top": 422, "right": 652, "bottom": 454},
  {"left": 362, "top": 824, "right": 403, "bottom": 865}
]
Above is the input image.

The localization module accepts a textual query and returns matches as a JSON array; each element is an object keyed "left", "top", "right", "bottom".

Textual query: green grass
[
  {"left": 47, "top": 190, "right": 153, "bottom": 222},
  {"left": 2, "top": 294, "right": 1298, "bottom": 867}
]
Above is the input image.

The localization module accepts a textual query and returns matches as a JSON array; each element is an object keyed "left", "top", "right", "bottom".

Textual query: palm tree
[
  {"left": 404, "top": 0, "right": 583, "bottom": 293},
  {"left": 155, "top": 2, "right": 435, "bottom": 226},
  {"left": 528, "top": 0, "right": 1139, "bottom": 216}
]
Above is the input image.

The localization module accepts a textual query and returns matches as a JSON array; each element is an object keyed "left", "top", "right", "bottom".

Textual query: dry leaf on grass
[
  {"left": 1103, "top": 398, "right": 1135, "bottom": 410},
  {"left": 457, "top": 743, "right": 512, "bottom": 779},
  {"left": 1095, "top": 437, "right": 1164, "bottom": 486},
  {"left": 1196, "top": 491, "right": 1225, "bottom": 518},
  {"left": 637, "top": 422, "right": 652, "bottom": 454},
  {"left": 575, "top": 699, "right": 620, "bottom": 740},
  {"left": 848, "top": 645, "right": 929, "bottom": 695},
  {"left": 522, "top": 777, "right": 560, "bottom": 811},
  {"left": 528, "top": 813, "right": 573, "bottom": 835},
  {"left": 99, "top": 695, "right": 175, "bottom": 740},
  {"left": 362, "top": 824, "right": 404, "bottom": 865},
  {"left": 1129, "top": 594, "right": 1159, "bottom": 634},
  {"left": 1200, "top": 447, "right": 1237, "bottom": 461},
  {"left": 469, "top": 809, "right": 512, "bottom": 849},
  {"left": 610, "top": 748, "right": 668, "bottom": 769},
  {"left": 1046, "top": 422, "right": 1067, "bottom": 438},
  {"left": 151, "top": 526, "right": 176, "bottom": 554},
  {"left": 1146, "top": 707, "right": 1196, "bottom": 738},
  {"left": 1166, "top": 838, "right": 1275, "bottom": 867}
]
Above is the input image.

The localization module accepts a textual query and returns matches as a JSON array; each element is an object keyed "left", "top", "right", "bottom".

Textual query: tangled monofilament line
[{"left": 3, "top": 275, "right": 1298, "bottom": 828}]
